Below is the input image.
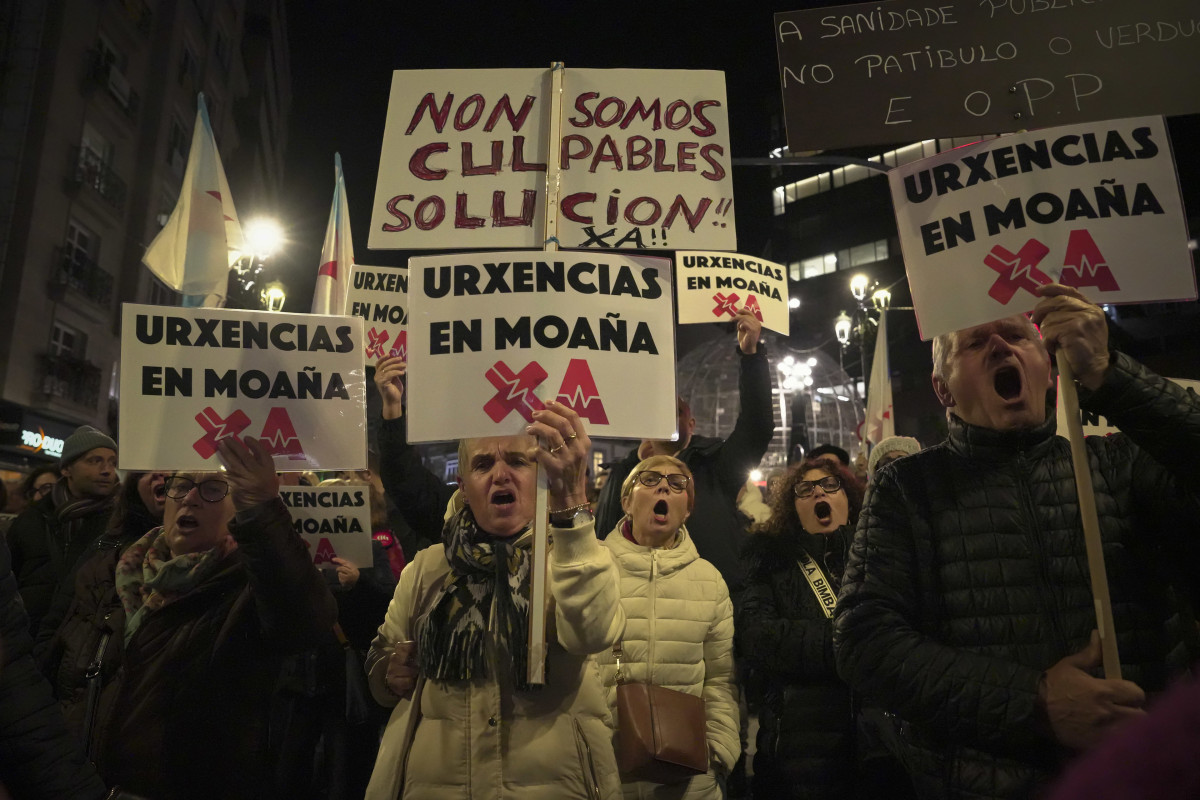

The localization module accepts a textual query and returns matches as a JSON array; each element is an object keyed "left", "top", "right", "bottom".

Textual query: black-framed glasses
[
  {"left": 636, "top": 470, "right": 690, "bottom": 492},
  {"left": 29, "top": 482, "right": 55, "bottom": 499},
  {"left": 794, "top": 476, "right": 842, "bottom": 498},
  {"left": 164, "top": 476, "right": 230, "bottom": 503}
]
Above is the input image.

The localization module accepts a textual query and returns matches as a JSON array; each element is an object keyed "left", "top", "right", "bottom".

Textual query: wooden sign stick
[
  {"left": 1057, "top": 358, "right": 1122, "bottom": 679},
  {"left": 527, "top": 61, "right": 567, "bottom": 686}
]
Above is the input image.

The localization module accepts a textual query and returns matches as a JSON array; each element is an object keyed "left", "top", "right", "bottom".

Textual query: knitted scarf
[
  {"left": 50, "top": 480, "right": 115, "bottom": 552},
  {"left": 114, "top": 526, "right": 232, "bottom": 644},
  {"left": 416, "top": 507, "right": 538, "bottom": 690}
]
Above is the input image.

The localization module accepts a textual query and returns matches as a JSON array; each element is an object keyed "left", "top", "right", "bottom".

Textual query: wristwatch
[{"left": 550, "top": 507, "right": 592, "bottom": 528}]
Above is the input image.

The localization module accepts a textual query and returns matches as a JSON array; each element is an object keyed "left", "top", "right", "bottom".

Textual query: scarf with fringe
[
  {"left": 417, "top": 506, "right": 537, "bottom": 690},
  {"left": 114, "top": 526, "right": 233, "bottom": 644}
]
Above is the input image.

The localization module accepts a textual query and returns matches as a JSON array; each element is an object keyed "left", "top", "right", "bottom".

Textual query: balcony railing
[
  {"left": 52, "top": 248, "right": 114, "bottom": 308},
  {"left": 39, "top": 353, "right": 103, "bottom": 409},
  {"left": 68, "top": 146, "right": 127, "bottom": 211},
  {"left": 87, "top": 51, "right": 140, "bottom": 118}
]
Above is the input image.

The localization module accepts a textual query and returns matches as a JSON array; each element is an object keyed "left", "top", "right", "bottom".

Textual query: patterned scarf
[
  {"left": 114, "top": 527, "right": 233, "bottom": 644},
  {"left": 417, "top": 507, "right": 538, "bottom": 690},
  {"left": 50, "top": 480, "right": 116, "bottom": 551}
]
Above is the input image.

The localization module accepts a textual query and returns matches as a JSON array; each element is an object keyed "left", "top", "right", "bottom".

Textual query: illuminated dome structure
[{"left": 676, "top": 331, "right": 863, "bottom": 471}]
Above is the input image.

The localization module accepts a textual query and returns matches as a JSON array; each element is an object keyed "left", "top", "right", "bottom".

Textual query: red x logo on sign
[
  {"left": 712, "top": 292, "right": 740, "bottom": 318},
  {"left": 193, "top": 407, "right": 251, "bottom": 458},
  {"left": 483, "top": 360, "right": 547, "bottom": 423},
  {"left": 366, "top": 327, "right": 390, "bottom": 359},
  {"left": 983, "top": 239, "right": 1053, "bottom": 304}
]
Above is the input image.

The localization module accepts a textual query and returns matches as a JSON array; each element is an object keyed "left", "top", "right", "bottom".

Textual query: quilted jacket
[
  {"left": 364, "top": 518, "right": 626, "bottom": 800},
  {"left": 595, "top": 524, "right": 740, "bottom": 799},
  {"left": 738, "top": 525, "right": 854, "bottom": 799},
  {"left": 834, "top": 352, "right": 1200, "bottom": 800}
]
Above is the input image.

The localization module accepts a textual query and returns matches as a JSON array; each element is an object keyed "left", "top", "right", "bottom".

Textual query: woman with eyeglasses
[
  {"left": 39, "top": 437, "right": 336, "bottom": 799},
  {"left": 594, "top": 455, "right": 740, "bottom": 799},
  {"left": 736, "top": 457, "right": 866, "bottom": 800}
]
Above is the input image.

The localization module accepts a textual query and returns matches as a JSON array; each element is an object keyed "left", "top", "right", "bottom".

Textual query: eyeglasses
[
  {"left": 164, "top": 476, "right": 231, "bottom": 503},
  {"left": 30, "top": 482, "right": 55, "bottom": 499},
  {"left": 794, "top": 476, "right": 842, "bottom": 498},
  {"left": 635, "top": 470, "right": 690, "bottom": 492}
]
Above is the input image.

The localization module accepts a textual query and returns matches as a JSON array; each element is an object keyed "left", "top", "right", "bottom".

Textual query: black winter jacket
[
  {"left": 834, "top": 353, "right": 1200, "bottom": 800},
  {"left": 594, "top": 346, "right": 774, "bottom": 592},
  {"left": 739, "top": 526, "right": 854, "bottom": 798},
  {"left": 0, "top": 536, "right": 105, "bottom": 799},
  {"left": 41, "top": 498, "right": 337, "bottom": 800},
  {"left": 7, "top": 492, "right": 112, "bottom": 636}
]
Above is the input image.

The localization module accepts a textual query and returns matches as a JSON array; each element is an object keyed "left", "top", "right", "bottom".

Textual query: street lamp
[
  {"left": 834, "top": 311, "right": 852, "bottom": 346},
  {"left": 850, "top": 273, "right": 870, "bottom": 303},
  {"left": 261, "top": 280, "right": 287, "bottom": 312},
  {"left": 871, "top": 288, "right": 891, "bottom": 311},
  {"left": 243, "top": 217, "right": 284, "bottom": 259}
]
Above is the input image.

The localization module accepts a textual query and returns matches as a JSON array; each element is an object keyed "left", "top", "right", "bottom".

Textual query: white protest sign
[
  {"left": 674, "top": 251, "right": 789, "bottom": 335},
  {"left": 1056, "top": 377, "right": 1200, "bottom": 436},
  {"left": 280, "top": 485, "right": 374, "bottom": 569},
  {"left": 119, "top": 304, "right": 367, "bottom": 471},
  {"left": 888, "top": 116, "right": 1196, "bottom": 341},
  {"left": 369, "top": 68, "right": 734, "bottom": 252},
  {"left": 346, "top": 264, "right": 408, "bottom": 363},
  {"left": 405, "top": 251, "right": 677, "bottom": 443}
]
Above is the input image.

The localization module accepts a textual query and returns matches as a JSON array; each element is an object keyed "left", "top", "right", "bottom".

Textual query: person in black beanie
[{"left": 8, "top": 425, "right": 118, "bottom": 635}]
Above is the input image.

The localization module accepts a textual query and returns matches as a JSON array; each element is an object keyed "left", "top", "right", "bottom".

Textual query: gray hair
[{"left": 931, "top": 315, "right": 1040, "bottom": 382}]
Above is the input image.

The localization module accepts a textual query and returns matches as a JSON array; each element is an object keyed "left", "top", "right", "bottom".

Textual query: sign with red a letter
[
  {"left": 888, "top": 116, "right": 1195, "bottom": 340},
  {"left": 405, "top": 251, "right": 676, "bottom": 443},
  {"left": 119, "top": 304, "right": 367, "bottom": 471},
  {"left": 674, "top": 251, "right": 790, "bottom": 335}
]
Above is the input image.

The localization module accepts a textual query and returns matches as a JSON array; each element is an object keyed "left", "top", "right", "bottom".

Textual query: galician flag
[
  {"left": 864, "top": 311, "right": 895, "bottom": 445},
  {"left": 312, "top": 153, "right": 354, "bottom": 314},
  {"left": 142, "top": 93, "right": 243, "bottom": 307}
]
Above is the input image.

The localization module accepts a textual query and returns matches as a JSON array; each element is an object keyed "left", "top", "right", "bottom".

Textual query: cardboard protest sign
[
  {"left": 774, "top": 0, "right": 1200, "bottom": 151},
  {"left": 346, "top": 265, "right": 408, "bottom": 363},
  {"left": 405, "top": 251, "right": 677, "bottom": 443},
  {"left": 674, "top": 251, "right": 790, "bottom": 335},
  {"left": 118, "top": 304, "right": 367, "bottom": 471},
  {"left": 888, "top": 116, "right": 1196, "bottom": 340},
  {"left": 369, "top": 68, "right": 733, "bottom": 252},
  {"left": 280, "top": 485, "right": 374, "bottom": 569},
  {"left": 1057, "top": 377, "right": 1200, "bottom": 436}
]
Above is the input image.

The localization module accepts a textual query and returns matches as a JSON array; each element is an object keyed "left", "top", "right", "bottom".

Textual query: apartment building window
[
  {"left": 789, "top": 239, "right": 891, "bottom": 282},
  {"left": 81, "top": 122, "right": 112, "bottom": 165},
  {"left": 50, "top": 322, "right": 86, "bottom": 358},
  {"left": 167, "top": 116, "right": 188, "bottom": 173},
  {"left": 179, "top": 43, "right": 200, "bottom": 89},
  {"left": 66, "top": 219, "right": 99, "bottom": 265},
  {"left": 214, "top": 28, "right": 232, "bottom": 73}
]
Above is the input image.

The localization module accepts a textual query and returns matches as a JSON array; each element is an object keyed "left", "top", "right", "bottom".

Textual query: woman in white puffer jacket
[{"left": 595, "top": 455, "right": 740, "bottom": 799}]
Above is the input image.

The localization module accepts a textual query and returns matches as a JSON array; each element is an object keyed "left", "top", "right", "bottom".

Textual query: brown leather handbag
[{"left": 613, "top": 643, "right": 709, "bottom": 783}]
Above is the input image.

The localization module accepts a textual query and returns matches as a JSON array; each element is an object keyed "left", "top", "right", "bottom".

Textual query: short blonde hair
[{"left": 620, "top": 455, "right": 695, "bottom": 514}]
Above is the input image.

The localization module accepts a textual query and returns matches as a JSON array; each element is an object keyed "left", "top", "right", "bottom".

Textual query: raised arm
[{"left": 714, "top": 309, "right": 774, "bottom": 493}]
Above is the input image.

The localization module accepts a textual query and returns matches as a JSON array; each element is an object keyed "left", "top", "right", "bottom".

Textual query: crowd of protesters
[{"left": 1, "top": 285, "right": 1198, "bottom": 800}]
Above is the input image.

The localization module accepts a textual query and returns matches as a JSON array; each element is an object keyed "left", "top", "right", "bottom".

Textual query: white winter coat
[
  {"left": 365, "top": 519, "right": 626, "bottom": 800},
  {"left": 596, "top": 525, "right": 740, "bottom": 800}
]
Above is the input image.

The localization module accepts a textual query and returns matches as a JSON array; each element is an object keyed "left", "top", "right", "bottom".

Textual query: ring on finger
[{"left": 568, "top": 432, "right": 578, "bottom": 440}]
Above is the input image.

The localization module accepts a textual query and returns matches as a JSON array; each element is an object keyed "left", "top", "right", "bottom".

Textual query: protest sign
[
  {"left": 674, "top": 251, "right": 790, "bottom": 335},
  {"left": 887, "top": 116, "right": 1196, "bottom": 340},
  {"left": 118, "top": 304, "right": 367, "bottom": 471},
  {"left": 1056, "top": 377, "right": 1200, "bottom": 436},
  {"left": 774, "top": 0, "right": 1200, "bottom": 151},
  {"left": 369, "top": 68, "right": 733, "bottom": 252},
  {"left": 280, "top": 485, "right": 374, "bottom": 569},
  {"left": 346, "top": 264, "right": 408, "bottom": 362},
  {"left": 405, "top": 251, "right": 677, "bottom": 443}
]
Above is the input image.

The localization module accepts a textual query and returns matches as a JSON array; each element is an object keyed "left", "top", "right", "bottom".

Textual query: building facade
[{"left": 0, "top": 0, "right": 290, "bottom": 470}]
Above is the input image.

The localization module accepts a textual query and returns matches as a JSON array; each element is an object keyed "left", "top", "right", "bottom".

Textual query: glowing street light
[
  {"left": 261, "top": 280, "right": 287, "bottom": 312},
  {"left": 834, "top": 311, "right": 852, "bottom": 346},
  {"left": 871, "top": 288, "right": 892, "bottom": 311},
  {"left": 243, "top": 217, "right": 285, "bottom": 259},
  {"left": 849, "top": 273, "right": 870, "bottom": 302}
]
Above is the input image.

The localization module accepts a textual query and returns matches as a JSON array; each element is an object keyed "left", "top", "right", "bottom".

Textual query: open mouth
[
  {"left": 994, "top": 366, "right": 1022, "bottom": 401},
  {"left": 153, "top": 484, "right": 167, "bottom": 500},
  {"left": 653, "top": 499, "right": 669, "bottom": 522},
  {"left": 813, "top": 501, "right": 832, "bottom": 524},
  {"left": 491, "top": 490, "right": 516, "bottom": 508},
  {"left": 176, "top": 513, "right": 199, "bottom": 532}
]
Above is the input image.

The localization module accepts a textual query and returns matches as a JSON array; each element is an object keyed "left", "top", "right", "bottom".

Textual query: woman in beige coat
[
  {"left": 364, "top": 401, "right": 626, "bottom": 800},
  {"left": 596, "top": 455, "right": 740, "bottom": 799}
]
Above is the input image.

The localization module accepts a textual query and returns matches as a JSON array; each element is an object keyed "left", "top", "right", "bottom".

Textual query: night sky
[
  {"left": 278, "top": 1, "right": 825, "bottom": 314},
  {"left": 277, "top": 2, "right": 1200, "bottom": 324}
]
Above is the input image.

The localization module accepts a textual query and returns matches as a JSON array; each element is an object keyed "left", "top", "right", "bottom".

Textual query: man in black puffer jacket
[{"left": 834, "top": 284, "right": 1200, "bottom": 800}]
